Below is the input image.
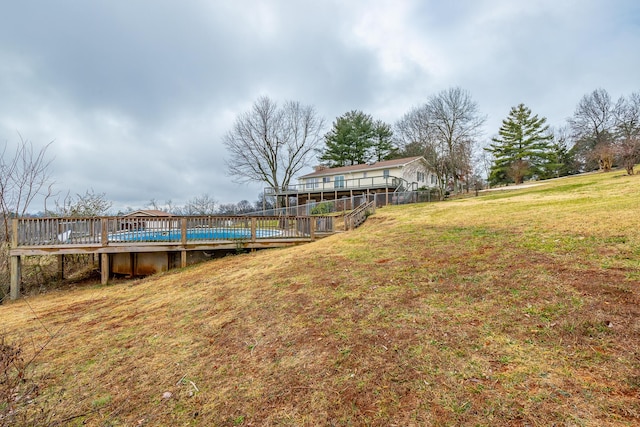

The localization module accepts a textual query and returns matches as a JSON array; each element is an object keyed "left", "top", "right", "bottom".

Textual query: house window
[
  {"left": 383, "top": 169, "right": 390, "bottom": 178},
  {"left": 334, "top": 175, "right": 345, "bottom": 188},
  {"left": 362, "top": 172, "right": 367, "bottom": 178},
  {"left": 430, "top": 174, "right": 436, "bottom": 185},
  {"left": 305, "top": 178, "right": 318, "bottom": 189},
  {"left": 417, "top": 172, "right": 425, "bottom": 182},
  {"left": 322, "top": 177, "right": 331, "bottom": 183}
]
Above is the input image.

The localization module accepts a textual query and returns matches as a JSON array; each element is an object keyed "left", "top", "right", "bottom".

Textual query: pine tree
[
  {"left": 319, "top": 116, "right": 356, "bottom": 167},
  {"left": 486, "top": 104, "right": 555, "bottom": 185},
  {"left": 541, "top": 139, "right": 573, "bottom": 178},
  {"left": 319, "top": 112, "right": 396, "bottom": 167},
  {"left": 370, "top": 120, "right": 397, "bottom": 161}
]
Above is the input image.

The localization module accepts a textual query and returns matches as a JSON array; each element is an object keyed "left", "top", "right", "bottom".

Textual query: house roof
[
  {"left": 123, "top": 209, "right": 174, "bottom": 217},
  {"left": 300, "top": 156, "right": 425, "bottom": 179}
]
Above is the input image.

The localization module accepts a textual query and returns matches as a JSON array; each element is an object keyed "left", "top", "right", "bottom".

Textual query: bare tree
[
  {"left": 146, "top": 199, "right": 160, "bottom": 211},
  {"left": 183, "top": 193, "right": 217, "bottom": 215},
  {"left": 216, "top": 203, "right": 237, "bottom": 215},
  {"left": 395, "top": 106, "right": 448, "bottom": 198},
  {"left": 427, "top": 87, "right": 485, "bottom": 194},
  {"left": 395, "top": 88, "right": 485, "bottom": 198},
  {"left": 0, "top": 137, "right": 54, "bottom": 238},
  {"left": 613, "top": 92, "right": 640, "bottom": 175},
  {"left": 477, "top": 144, "right": 494, "bottom": 187},
  {"left": 255, "top": 192, "right": 276, "bottom": 213},
  {"left": 568, "top": 88, "right": 616, "bottom": 171},
  {"left": 163, "top": 199, "right": 176, "bottom": 214},
  {"left": 53, "top": 189, "right": 113, "bottom": 217},
  {"left": 0, "top": 136, "right": 54, "bottom": 300},
  {"left": 236, "top": 200, "right": 253, "bottom": 214},
  {"left": 616, "top": 136, "right": 640, "bottom": 176},
  {"left": 223, "top": 96, "right": 325, "bottom": 207}
]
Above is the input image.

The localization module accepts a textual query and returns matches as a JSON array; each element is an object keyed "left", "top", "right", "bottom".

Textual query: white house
[{"left": 266, "top": 156, "right": 437, "bottom": 206}]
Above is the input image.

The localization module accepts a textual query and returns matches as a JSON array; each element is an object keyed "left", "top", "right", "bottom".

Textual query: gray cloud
[{"left": 1, "top": 0, "right": 638, "bottom": 212}]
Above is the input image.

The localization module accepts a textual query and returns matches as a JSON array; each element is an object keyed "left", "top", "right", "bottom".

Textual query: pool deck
[{"left": 8, "top": 215, "right": 335, "bottom": 299}]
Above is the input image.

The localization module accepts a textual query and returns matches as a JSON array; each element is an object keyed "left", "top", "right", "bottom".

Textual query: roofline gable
[
  {"left": 299, "top": 156, "right": 426, "bottom": 179},
  {"left": 123, "top": 209, "right": 174, "bottom": 217}
]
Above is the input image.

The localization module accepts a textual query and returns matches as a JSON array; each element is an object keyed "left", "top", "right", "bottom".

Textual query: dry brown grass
[{"left": 1, "top": 170, "right": 640, "bottom": 426}]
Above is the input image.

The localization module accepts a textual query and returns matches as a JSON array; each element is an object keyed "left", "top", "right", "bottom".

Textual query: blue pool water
[{"left": 109, "top": 227, "right": 281, "bottom": 242}]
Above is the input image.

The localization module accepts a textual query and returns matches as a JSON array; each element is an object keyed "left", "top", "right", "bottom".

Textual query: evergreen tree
[
  {"left": 486, "top": 103, "right": 554, "bottom": 185},
  {"left": 541, "top": 128, "right": 576, "bottom": 178},
  {"left": 370, "top": 120, "right": 397, "bottom": 161},
  {"left": 319, "top": 116, "right": 353, "bottom": 167},
  {"left": 318, "top": 111, "right": 376, "bottom": 167}
]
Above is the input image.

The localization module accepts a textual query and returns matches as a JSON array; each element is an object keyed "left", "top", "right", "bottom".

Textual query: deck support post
[
  {"left": 101, "top": 253, "right": 109, "bottom": 285},
  {"left": 180, "top": 218, "right": 188, "bottom": 268},
  {"left": 57, "top": 255, "right": 64, "bottom": 280},
  {"left": 129, "top": 253, "right": 135, "bottom": 277},
  {"left": 10, "top": 255, "right": 21, "bottom": 300}
]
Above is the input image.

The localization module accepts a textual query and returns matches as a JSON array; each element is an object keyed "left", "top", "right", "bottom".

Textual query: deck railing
[
  {"left": 265, "top": 175, "right": 404, "bottom": 195},
  {"left": 344, "top": 201, "right": 376, "bottom": 230},
  {"left": 13, "top": 215, "right": 334, "bottom": 247}
]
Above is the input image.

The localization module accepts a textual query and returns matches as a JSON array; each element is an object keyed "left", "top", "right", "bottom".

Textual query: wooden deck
[
  {"left": 8, "top": 215, "right": 335, "bottom": 299},
  {"left": 264, "top": 175, "right": 420, "bottom": 207},
  {"left": 265, "top": 175, "right": 406, "bottom": 196}
]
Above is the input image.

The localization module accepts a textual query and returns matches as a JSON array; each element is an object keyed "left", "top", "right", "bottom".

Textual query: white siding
[{"left": 400, "top": 159, "right": 433, "bottom": 188}]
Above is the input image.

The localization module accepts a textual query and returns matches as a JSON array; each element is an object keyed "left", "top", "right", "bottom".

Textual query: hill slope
[{"left": 2, "top": 171, "right": 640, "bottom": 426}]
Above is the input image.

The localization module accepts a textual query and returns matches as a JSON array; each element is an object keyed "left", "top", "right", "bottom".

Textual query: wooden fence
[{"left": 12, "top": 215, "right": 335, "bottom": 248}]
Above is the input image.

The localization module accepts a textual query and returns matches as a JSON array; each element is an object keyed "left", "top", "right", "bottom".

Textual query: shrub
[{"left": 310, "top": 202, "right": 332, "bottom": 215}]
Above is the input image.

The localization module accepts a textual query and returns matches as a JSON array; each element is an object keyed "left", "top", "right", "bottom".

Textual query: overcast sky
[{"left": 1, "top": 0, "right": 638, "bottom": 212}]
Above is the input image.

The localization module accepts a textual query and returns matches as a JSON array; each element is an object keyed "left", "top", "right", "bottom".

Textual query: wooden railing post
[
  {"left": 101, "top": 218, "right": 109, "bottom": 246},
  {"left": 310, "top": 217, "right": 316, "bottom": 240},
  {"left": 11, "top": 218, "right": 18, "bottom": 248},
  {"left": 181, "top": 218, "right": 187, "bottom": 247},
  {"left": 251, "top": 218, "right": 257, "bottom": 241}
]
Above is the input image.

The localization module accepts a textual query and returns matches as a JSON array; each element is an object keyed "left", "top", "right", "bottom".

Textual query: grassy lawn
[{"left": 2, "top": 170, "right": 639, "bottom": 426}]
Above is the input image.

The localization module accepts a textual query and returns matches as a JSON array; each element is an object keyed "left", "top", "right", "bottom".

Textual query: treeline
[
  {"left": 141, "top": 193, "right": 273, "bottom": 216},
  {"left": 224, "top": 88, "right": 639, "bottom": 204},
  {"left": 26, "top": 191, "right": 274, "bottom": 217},
  {"left": 318, "top": 87, "right": 640, "bottom": 190},
  {"left": 485, "top": 89, "right": 640, "bottom": 186},
  {"left": 316, "top": 87, "right": 484, "bottom": 198}
]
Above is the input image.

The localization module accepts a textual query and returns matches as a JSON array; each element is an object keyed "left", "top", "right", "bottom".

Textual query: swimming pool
[{"left": 109, "top": 227, "right": 282, "bottom": 242}]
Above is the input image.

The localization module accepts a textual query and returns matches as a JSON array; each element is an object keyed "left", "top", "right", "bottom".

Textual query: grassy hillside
[{"left": 2, "top": 170, "right": 639, "bottom": 426}]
